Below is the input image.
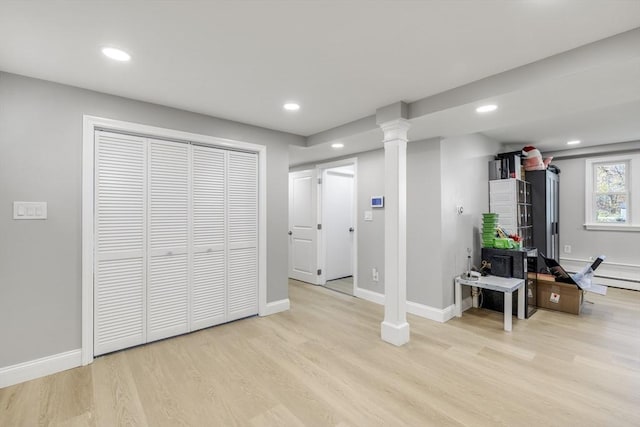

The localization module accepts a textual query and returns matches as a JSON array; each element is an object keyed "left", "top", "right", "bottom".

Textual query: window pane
[
  {"left": 595, "top": 194, "right": 628, "bottom": 223},
  {"left": 596, "top": 163, "right": 626, "bottom": 192}
]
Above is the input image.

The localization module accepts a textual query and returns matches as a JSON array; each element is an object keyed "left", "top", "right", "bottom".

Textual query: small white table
[{"left": 455, "top": 275, "right": 525, "bottom": 332}]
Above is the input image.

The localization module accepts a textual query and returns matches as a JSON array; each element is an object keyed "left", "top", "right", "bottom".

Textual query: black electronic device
[
  {"left": 589, "top": 256, "right": 604, "bottom": 271},
  {"left": 480, "top": 247, "right": 538, "bottom": 318},
  {"left": 491, "top": 255, "right": 513, "bottom": 278}
]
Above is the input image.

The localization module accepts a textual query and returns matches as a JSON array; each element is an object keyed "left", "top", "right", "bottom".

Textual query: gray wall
[
  {"left": 553, "top": 156, "right": 640, "bottom": 266},
  {"left": 355, "top": 150, "right": 386, "bottom": 294},
  {"left": 407, "top": 138, "right": 443, "bottom": 305},
  {"left": 406, "top": 134, "right": 500, "bottom": 308},
  {"left": 440, "top": 134, "right": 502, "bottom": 307},
  {"left": 0, "top": 72, "right": 304, "bottom": 368}
]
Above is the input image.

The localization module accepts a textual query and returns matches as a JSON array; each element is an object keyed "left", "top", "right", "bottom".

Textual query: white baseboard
[
  {"left": 260, "top": 298, "right": 290, "bottom": 316},
  {"left": 354, "top": 287, "right": 464, "bottom": 323},
  {"left": 0, "top": 349, "right": 82, "bottom": 389},
  {"left": 584, "top": 276, "right": 639, "bottom": 291},
  {"left": 354, "top": 286, "right": 385, "bottom": 305},
  {"left": 407, "top": 301, "right": 457, "bottom": 323}
]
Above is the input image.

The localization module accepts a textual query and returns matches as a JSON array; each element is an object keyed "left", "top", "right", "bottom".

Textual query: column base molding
[{"left": 381, "top": 320, "right": 410, "bottom": 346}]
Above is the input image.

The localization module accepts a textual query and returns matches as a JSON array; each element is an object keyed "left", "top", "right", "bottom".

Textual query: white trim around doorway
[
  {"left": 315, "top": 158, "right": 358, "bottom": 295},
  {"left": 81, "top": 115, "right": 269, "bottom": 366}
]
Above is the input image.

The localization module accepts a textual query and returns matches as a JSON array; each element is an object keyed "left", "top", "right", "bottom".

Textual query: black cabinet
[
  {"left": 526, "top": 169, "right": 560, "bottom": 269},
  {"left": 480, "top": 248, "right": 538, "bottom": 318}
]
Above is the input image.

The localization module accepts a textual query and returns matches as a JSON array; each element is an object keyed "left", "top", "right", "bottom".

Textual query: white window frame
[{"left": 585, "top": 154, "right": 640, "bottom": 231}]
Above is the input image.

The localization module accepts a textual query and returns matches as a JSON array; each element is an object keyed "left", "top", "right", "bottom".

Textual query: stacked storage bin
[{"left": 482, "top": 213, "right": 498, "bottom": 248}]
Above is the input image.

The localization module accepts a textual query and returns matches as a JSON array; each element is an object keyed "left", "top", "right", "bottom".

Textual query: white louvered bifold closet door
[
  {"left": 94, "top": 131, "right": 147, "bottom": 356},
  {"left": 94, "top": 132, "right": 259, "bottom": 356},
  {"left": 147, "top": 139, "right": 190, "bottom": 342},
  {"left": 227, "top": 151, "right": 259, "bottom": 321},
  {"left": 190, "top": 145, "right": 226, "bottom": 330}
]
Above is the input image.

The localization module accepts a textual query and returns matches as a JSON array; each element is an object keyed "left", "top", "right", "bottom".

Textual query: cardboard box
[{"left": 536, "top": 279, "right": 584, "bottom": 315}]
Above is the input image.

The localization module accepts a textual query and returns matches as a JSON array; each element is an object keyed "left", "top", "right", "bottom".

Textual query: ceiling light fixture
[
  {"left": 476, "top": 104, "right": 498, "bottom": 113},
  {"left": 102, "top": 47, "right": 131, "bottom": 62},
  {"left": 283, "top": 103, "right": 300, "bottom": 111},
  {"left": 331, "top": 143, "right": 344, "bottom": 149},
  {"left": 567, "top": 140, "right": 581, "bottom": 145}
]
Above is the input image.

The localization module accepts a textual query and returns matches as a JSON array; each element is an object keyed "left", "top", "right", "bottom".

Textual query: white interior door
[
  {"left": 94, "top": 131, "right": 147, "bottom": 356},
  {"left": 288, "top": 170, "right": 319, "bottom": 284},
  {"left": 323, "top": 168, "right": 354, "bottom": 281},
  {"left": 147, "top": 139, "right": 190, "bottom": 343}
]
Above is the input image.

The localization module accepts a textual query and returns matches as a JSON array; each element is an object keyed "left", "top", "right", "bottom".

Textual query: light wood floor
[
  {"left": 2, "top": 281, "right": 639, "bottom": 426},
  {"left": 324, "top": 276, "right": 354, "bottom": 296}
]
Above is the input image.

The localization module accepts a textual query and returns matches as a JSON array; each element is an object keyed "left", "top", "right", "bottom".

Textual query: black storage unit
[
  {"left": 480, "top": 247, "right": 538, "bottom": 318},
  {"left": 526, "top": 169, "right": 560, "bottom": 269}
]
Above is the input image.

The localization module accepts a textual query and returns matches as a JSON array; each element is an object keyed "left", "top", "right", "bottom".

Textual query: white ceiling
[{"left": 1, "top": 1, "right": 640, "bottom": 159}]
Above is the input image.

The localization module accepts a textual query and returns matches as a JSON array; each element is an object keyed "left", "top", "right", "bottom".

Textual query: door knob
[
  {"left": 349, "top": 227, "right": 354, "bottom": 232},
  {"left": 288, "top": 231, "right": 293, "bottom": 235}
]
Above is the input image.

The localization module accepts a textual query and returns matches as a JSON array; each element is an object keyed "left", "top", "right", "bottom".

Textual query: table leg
[
  {"left": 455, "top": 280, "right": 462, "bottom": 317},
  {"left": 517, "top": 284, "right": 525, "bottom": 320},
  {"left": 504, "top": 291, "right": 512, "bottom": 332}
]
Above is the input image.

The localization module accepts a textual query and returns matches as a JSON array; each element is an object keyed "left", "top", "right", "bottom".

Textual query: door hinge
[
  {"left": 317, "top": 269, "right": 322, "bottom": 275},
  {"left": 317, "top": 224, "right": 322, "bottom": 230}
]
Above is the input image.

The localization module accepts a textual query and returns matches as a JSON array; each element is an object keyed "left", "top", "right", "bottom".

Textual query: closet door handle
[
  {"left": 349, "top": 227, "right": 354, "bottom": 232},
  {"left": 288, "top": 231, "right": 293, "bottom": 236}
]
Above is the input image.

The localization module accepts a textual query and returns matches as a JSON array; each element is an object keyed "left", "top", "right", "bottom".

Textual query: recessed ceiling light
[
  {"left": 331, "top": 143, "right": 344, "bottom": 149},
  {"left": 102, "top": 47, "right": 131, "bottom": 62},
  {"left": 567, "top": 140, "right": 581, "bottom": 145},
  {"left": 283, "top": 103, "right": 300, "bottom": 111},
  {"left": 476, "top": 104, "right": 498, "bottom": 113}
]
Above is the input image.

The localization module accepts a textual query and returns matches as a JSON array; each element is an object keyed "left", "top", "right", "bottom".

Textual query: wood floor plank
[
  {"left": 0, "top": 376, "right": 42, "bottom": 427},
  {"left": 249, "top": 403, "right": 307, "bottom": 427},
  {"left": 91, "top": 350, "right": 148, "bottom": 427},
  {"left": 34, "top": 365, "right": 95, "bottom": 427}
]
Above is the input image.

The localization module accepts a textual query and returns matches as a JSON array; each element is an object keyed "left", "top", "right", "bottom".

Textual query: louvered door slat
[
  {"left": 190, "top": 145, "right": 226, "bottom": 330},
  {"left": 147, "top": 139, "right": 189, "bottom": 342},
  {"left": 227, "top": 151, "right": 258, "bottom": 321},
  {"left": 94, "top": 131, "right": 146, "bottom": 355}
]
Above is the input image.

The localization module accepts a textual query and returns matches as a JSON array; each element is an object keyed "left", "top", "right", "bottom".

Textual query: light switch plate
[
  {"left": 13, "top": 201, "right": 47, "bottom": 220},
  {"left": 364, "top": 210, "right": 373, "bottom": 221}
]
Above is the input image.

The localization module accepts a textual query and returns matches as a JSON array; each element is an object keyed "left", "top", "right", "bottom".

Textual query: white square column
[{"left": 380, "top": 119, "right": 411, "bottom": 346}]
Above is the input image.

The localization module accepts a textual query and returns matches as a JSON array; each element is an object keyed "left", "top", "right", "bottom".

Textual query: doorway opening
[
  {"left": 287, "top": 158, "right": 358, "bottom": 297},
  {"left": 318, "top": 161, "right": 357, "bottom": 296}
]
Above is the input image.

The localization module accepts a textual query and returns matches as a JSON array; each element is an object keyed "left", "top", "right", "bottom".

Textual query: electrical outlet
[
  {"left": 563, "top": 245, "right": 572, "bottom": 254},
  {"left": 372, "top": 268, "right": 379, "bottom": 282}
]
